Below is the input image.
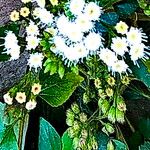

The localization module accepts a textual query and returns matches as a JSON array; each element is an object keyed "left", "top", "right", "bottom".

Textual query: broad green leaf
[
  {"left": 96, "top": 132, "right": 109, "bottom": 150},
  {"left": 114, "top": 0, "right": 138, "bottom": 17},
  {"left": 129, "top": 60, "right": 150, "bottom": 89},
  {"left": 112, "top": 140, "right": 127, "bottom": 150},
  {"left": 138, "top": 118, "right": 150, "bottom": 139},
  {"left": 40, "top": 72, "right": 84, "bottom": 107},
  {"left": 38, "top": 117, "right": 61, "bottom": 150},
  {"left": 139, "top": 141, "right": 150, "bottom": 150},
  {"left": 62, "top": 130, "right": 74, "bottom": 150},
  {"left": 100, "top": 12, "right": 119, "bottom": 26}
]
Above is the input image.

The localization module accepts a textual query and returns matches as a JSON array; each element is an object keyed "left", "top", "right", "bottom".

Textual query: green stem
[{"left": 125, "top": 116, "right": 135, "bottom": 133}]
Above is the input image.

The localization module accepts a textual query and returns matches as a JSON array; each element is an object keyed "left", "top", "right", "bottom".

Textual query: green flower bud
[
  {"left": 98, "top": 89, "right": 106, "bottom": 99},
  {"left": 116, "top": 108, "right": 125, "bottom": 124},
  {"left": 71, "top": 103, "right": 80, "bottom": 114},
  {"left": 68, "top": 127, "right": 75, "bottom": 138},
  {"left": 66, "top": 109, "right": 75, "bottom": 120},
  {"left": 101, "top": 99, "right": 110, "bottom": 114},
  {"left": 105, "top": 88, "right": 114, "bottom": 97},
  {"left": 73, "top": 121, "right": 80, "bottom": 131},
  {"left": 102, "top": 126, "right": 109, "bottom": 135},
  {"left": 66, "top": 118, "right": 74, "bottom": 126},
  {"left": 79, "top": 138, "right": 86, "bottom": 148},
  {"left": 79, "top": 113, "right": 87, "bottom": 123},
  {"left": 121, "top": 76, "right": 130, "bottom": 85},
  {"left": 83, "top": 92, "right": 90, "bottom": 104},
  {"left": 117, "top": 96, "right": 126, "bottom": 112},
  {"left": 94, "top": 78, "right": 101, "bottom": 88},
  {"left": 108, "top": 106, "right": 116, "bottom": 123},
  {"left": 81, "top": 129, "right": 88, "bottom": 139},
  {"left": 107, "top": 140, "right": 115, "bottom": 150},
  {"left": 91, "top": 136, "right": 98, "bottom": 150},
  {"left": 105, "top": 123, "right": 115, "bottom": 134},
  {"left": 73, "top": 137, "right": 79, "bottom": 149},
  {"left": 107, "top": 77, "right": 115, "bottom": 86}
]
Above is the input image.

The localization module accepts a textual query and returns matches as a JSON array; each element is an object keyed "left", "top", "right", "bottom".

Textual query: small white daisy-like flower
[
  {"left": 20, "top": 7, "right": 30, "bottom": 17},
  {"left": 64, "top": 42, "right": 89, "bottom": 62},
  {"left": 111, "top": 60, "right": 129, "bottom": 75},
  {"left": 31, "top": 83, "right": 42, "bottom": 95},
  {"left": 21, "top": 0, "right": 31, "bottom": 3},
  {"left": 37, "top": 8, "right": 53, "bottom": 25},
  {"left": 33, "top": 7, "right": 41, "bottom": 17},
  {"left": 25, "top": 100, "right": 37, "bottom": 110},
  {"left": 9, "top": 45, "right": 20, "bottom": 60},
  {"left": 65, "top": 23, "right": 83, "bottom": 42},
  {"left": 75, "top": 14, "right": 93, "bottom": 32},
  {"left": 84, "top": 2, "right": 102, "bottom": 21},
  {"left": 10, "top": 10, "right": 20, "bottom": 22},
  {"left": 129, "top": 43, "right": 149, "bottom": 65},
  {"left": 3, "top": 93, "right": 13, "bottom": 105},
  {"left": 69, "top": 0, "right": 85, "bottom": 15},
  {"left": 126, "top": 27, "right": 148, "bottom": 45},
  {"left": 32, "top": 0, "right": 45, "bottom": 8},
  {"left": 26, "top": 21, "right": 39, "bottom": 36},
  {"left": 28, "top": 53, "right": 44, "bottom": 72},
  {"left": 111, "top": 37, "right": 128, "bottom": 56},
  {"left": 15, "top": 92, "right": 26, "bottom": 104},
  {"left": 56, "top": 15, "right": 69, "bottom": 35},
  {"left": 99, "top": 48, "right": 118, "bottom": 67},
  {"left": 115, "top": 21, "right": 128, "bottom": 34},
  {"left": 84, "top": 32, "right": 102, "bottom": 52},
  {"left": 26, "top": 36, "right": 40, "bottom": 50}
]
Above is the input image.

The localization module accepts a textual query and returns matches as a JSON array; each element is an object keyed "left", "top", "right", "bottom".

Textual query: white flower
[
  {"left": 65, "top": 23, "right": 83, "bottom": 42},
  {"left": 26, "top": 21, "right": 39, "bottom": 36},
  {"left": 115, "top": 21, "right": 128, "bottom": 34},
  {"left": 75, "top": 14, "right": 93, "bottom": 32},
  {"left": 64, "top": 42, "right": 89, "bottom": 62},
  {"left": 9, "top": 45, "right": 20, "bottom": 60},
  {"left": 25, "top": 100, "right": 37, "bottom": 110},
  {"left": 3, "top": 93, "right": 13, "bottom": 105},
  {"left": 26, "top": 36, "right": 40, "bottom": 50},
  {"left": 84, "top": 32, "right": 102, "bottom": 52},
  {"left": 56, "top": 15, "right": 69, "bottom": 35},
  {"left": 111, "top": 60, "right": 129, "bottom": 75},
  {"left": 126, "top": 27, "right": 148, "bottom": 45},
  {"left": 129, "top": 43, "right": 149, "bottom": 65},
  {"left": 111, "top": 37, "right": 128, "bottom": 56},
  {"left": 28, "top": 53, "right": 44, "bottom": 72},
  {"left": 99, "top": 48, "right": 118, "bottom": 67},
  {"left": 69, "top": 0, "right": 85, "bottom": 15},
  {"left": 84, "top": 2, "right": 102, "bottom": 21},
  {"left": 32, "top": 0, "right": 45, "bottom": 8},
  {"left": 31, "top": 83, "right": 42, "bottom": 95},
  {"left": 45, "top": 27, "right": 57, "bottom": 36},
  {"left": 33, "top": 7, "right": 41, "bottom": 17},
  {"left": 15, "top": 92, "right": 26, "bottom": 104},
  {"left": 21, "top": 0, "right": 31, "bottom": 3}
]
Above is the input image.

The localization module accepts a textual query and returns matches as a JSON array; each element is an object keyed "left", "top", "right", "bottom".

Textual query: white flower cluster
[
  {"left": 1, "top": 31, "right": 21, "bottom": 60},
  {"left": 52, "top": 0, "right": 103, "bottom": 65},
  {"left": 99, "top": 21, "right": 150, "bottom": 75}
]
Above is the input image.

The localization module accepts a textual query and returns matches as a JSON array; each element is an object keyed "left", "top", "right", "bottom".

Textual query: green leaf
[
  {"left": 138, "top": 118, "right": 150, "bottom": 139},
  {"left": 38, "top": 117, "right": 61, "bottom": 150},
  {"left": 100, "top": 12, "right": 119, "bottom": 26},
  {"left": 62, "top": 130, "right": 74, "bottom": 150},
  {"left": 40, "top": 72, "right": 84, "bottom": 107},
  {"left": 58, "top": 62, "right": 65, "bottom": 79},
  {"left": 96, "top": 132, "right": 109, "bottom": 150},
  {"left": 99, "top": 0, "right": 122, "bottom": 8},
  {"left": 139, "top": 141, "right": 150, "bottom": 150},
  {"left": 129, "top": 60, "right": 150, "bottom": 89},
  {"left": 112, "top": 140, "right": 127, "bottom": 150}
]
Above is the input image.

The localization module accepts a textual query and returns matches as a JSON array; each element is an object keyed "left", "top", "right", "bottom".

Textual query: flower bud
[
  {"left": 73, "top": 121, "right": 80, "bottom": 131},
  {"left": 73, "top": 137, "right": 79, "bottom": 149},
  {"left": 107, "top": 140, "right": 115, "bottom": 150},
  {"left": 98, "top": 89, "right": 106, "bottom": 99},
  {"left": 121, "top": 76, "right": 130, "bottom": 85},
  {"left": 105, "top": 123, "right": 115, "bottom": 134},
  {"left": 66, "top": 118, "right": 74, "bottom": 126},
  {"left": 102, "top": 126, "right": 108, "bottom": 135},
  {"left": 94, "top": 78, "right": 101, "bottom": 88},
  {"left": 79, "top": 113, "right": 87, "bottom": 123},
  {"left": 68, "top": 127, "right": 75, "bottom": 138},
  {"left": 117, "top": 96, "right": 126, "bottom": 112},
  {"left": 107, "top": 77, "right": 115, "bottom": 86},
  {"left": 83, "top": 92, "right": 90, "bottom": 104},
  {"left": 105, "top": 88, "right": 113, "bottom": 97},
  {"left": 108, "top": 106, "right": 116, "bottom": 123},
  {"left": 116, "top": 108, "right": 125, "bottom": 124},
  {"left": 101, "top": 99, "right": 110, "bottom": 114},
  {"left": 81, "top": 129, "right": 88, "bottom": 139},
  {"left": 66, "top": 109, "right": 75, "bottom": 120},
  {"left": 71, "top": 103, "right": 80, "bottom": 114},
  {"left": 78, "top": 138, "right": 86, "bottom": 148}
]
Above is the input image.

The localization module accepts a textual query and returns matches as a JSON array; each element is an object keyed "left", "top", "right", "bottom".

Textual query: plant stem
[{"left": 125, "top": 116, "right": 135, "bottom": 133}]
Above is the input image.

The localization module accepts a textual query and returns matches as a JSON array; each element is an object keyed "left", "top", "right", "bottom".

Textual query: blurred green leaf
[
  {"left": 38, "top": 117, "right": 61, "bottom": 150},
  {"left": 112, "top": 139, "right": 127, "bottom": 150},
  {"left": 62, "top": 130, "right": 74, "bottom": 150},
  {"left": 138, "top": 118, "right": 150, "bottom": 139},
  {"left": 139, "top": 141, "right": 150, "bottom": 150},
  {"left": 99, "top": 0, "right": 122, "bottom": 8},
  {"left": 40, "top": 72, "right": 84, "bottom": 107}
]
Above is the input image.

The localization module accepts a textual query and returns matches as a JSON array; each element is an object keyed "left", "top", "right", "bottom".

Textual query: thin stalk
[{"left": 125, "top": 116, "right": 135, "bottom": 133}]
